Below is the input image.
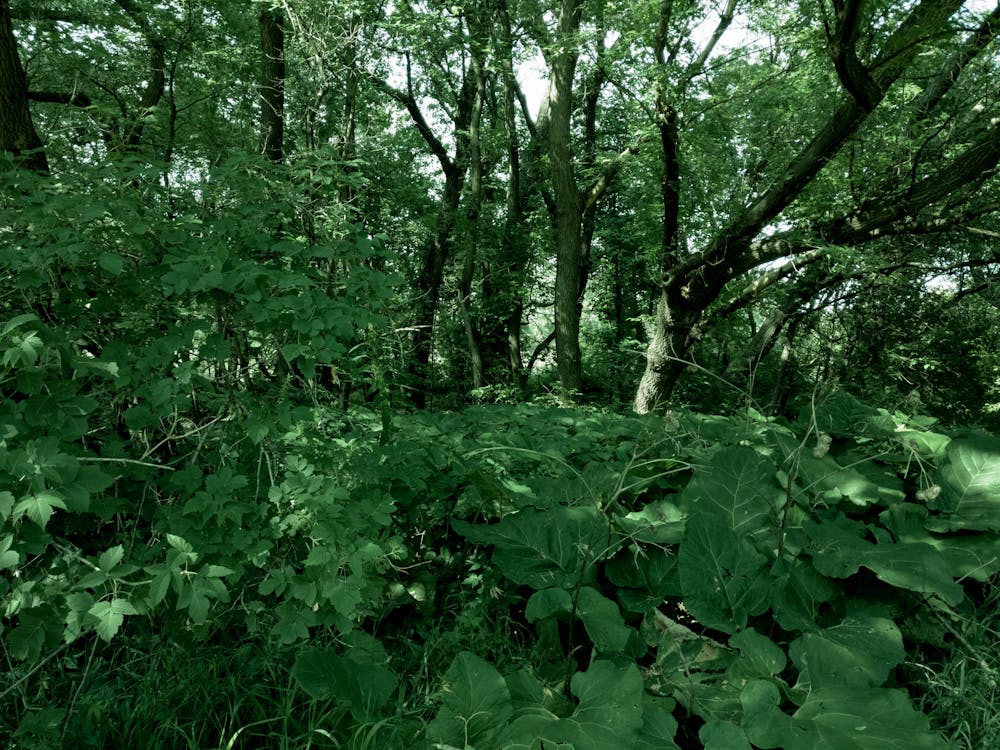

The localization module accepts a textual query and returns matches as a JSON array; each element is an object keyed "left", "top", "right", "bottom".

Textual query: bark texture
[{"left": 0, "top": 0, "right": 48, "bottom": 172}]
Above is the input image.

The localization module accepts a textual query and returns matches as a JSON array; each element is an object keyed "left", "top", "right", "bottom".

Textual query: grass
[{"left": 910, "top": 587, "right": 1000, "bottom": 749}]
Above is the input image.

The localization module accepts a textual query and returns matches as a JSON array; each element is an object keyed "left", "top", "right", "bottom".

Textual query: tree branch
[
  {"left": 28, "top": 89, "right": 92, "bottom": 107},
  {"left": 669, "top": 0, "right": 967, "bottom": 286},
  {"left": 910, "top": 2, "right": 1000, "bottom": 122},
  {"left": 368, "top": 76, "right": 456, "bottom": 176},
  {"left": 826, "top": 0, "right": 880, "bottom": 111}
]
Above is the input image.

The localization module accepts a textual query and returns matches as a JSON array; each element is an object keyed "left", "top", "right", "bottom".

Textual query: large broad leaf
[
  {"left": 428, "top": 652, "right": 513, "bottom": 748},
  {"left": 700, "top": 721, "right": 752, "bottom": 749},
  {"left": 452, "top": 507, "right": 612, "bottom": 589},
  {"left": 681, "top": 446, "right": 778, "bottom": 534},
  {"left": 525, "top": 587, "right": 573, "bottom": 622},
  {"left": 926, "top": 436, "right": 1000, "bottom": 531},
  {"left": 882, "top": 502, "right": 1000, "bottom": 581},
  {"left": 730, "top": 628, "right": 787, "bottom": 678},
  {"left": 795, "top": 453, "right": 902, "bottom": 507},
  {"left": 635, "top": 704, "right": 681, "bottom": 750},
  {"left": 789, "top": 616, "right": 904, "bottom": 691},
  {"left": 770, "top": 557, "right": 836, "bottom": 633},
  {"left": 292, "top": 647, "right": 397, "bottom": 721},
  {"left": 619, "top": 499, "right": 686, "bottom": 544},
  {"left": 678, "top": 513, "right": 770, "bottom": 634},
  {"left": 806, "top": 391, "right": 895, "bottom": 438},
  {"left": 499, "top": 661, "right": 645, "bottom": 749},
  {"left": 805, "top": 517, "right": 964, "bottom": 605},
  {"left": 576, "top": 586, "right": 632, "bottom": 654},
  {"left": 742, "top": 680, "right": 947, "bottom": 749},
  {"left": 606, "top": 547, "right": 680, "bottom": 613}
]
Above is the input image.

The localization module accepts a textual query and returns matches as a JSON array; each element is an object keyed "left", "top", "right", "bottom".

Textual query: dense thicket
[{"left": 2, "top": 0, "right": 1000, "bottom": 747}]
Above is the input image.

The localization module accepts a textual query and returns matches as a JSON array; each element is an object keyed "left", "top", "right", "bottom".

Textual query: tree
[
  {"left": 632, "top": 0, "right": 1000, "bottom": 412},
  {"left": 0, "top": 0, "right": 48, "bottom": 172}
]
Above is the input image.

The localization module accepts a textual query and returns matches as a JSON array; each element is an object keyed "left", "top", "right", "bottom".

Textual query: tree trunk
[
  {"left": 458, "top": 47, "right": 486, "bottom": 390},
  {"left": 0, "top": 0, "right": 48, "bottom": 172},
  {"left": 634, "top": 0, "right": 967, "bottom": 413},
  {"left": 548, "top": 0, "right": 584, "bottom": 396},
  {"left": 497, "top": 0, "right": 530, "bottom": 394},
  {"left": 259, "top": 7, "right": 284, "bottom": 163}
]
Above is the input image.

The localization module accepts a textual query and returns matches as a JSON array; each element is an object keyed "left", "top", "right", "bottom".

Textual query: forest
[{"left": 2, "top": 0, "right": 1000, "bottom": 747}]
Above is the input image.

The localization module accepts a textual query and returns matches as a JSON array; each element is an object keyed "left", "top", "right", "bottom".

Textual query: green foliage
[{"left": 410, "top": 392, "right": 997, "bottom": 749}]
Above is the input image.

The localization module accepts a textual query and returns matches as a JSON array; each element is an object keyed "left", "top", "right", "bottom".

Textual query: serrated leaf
[
  {"left": 13, "top": 491, "right": 67, "bottom": 529},
  {"left": 98, "top": 545, "right": 124, "bottom": 572},
  {"left": 89, "top": 599, "right": 137, "bottom": 642},
  {"left": 1, "top": 312, "right": 40, "bottom": 336},
  {"left": 166, "top": 534, "right": 194, "bottom": 554},
  {"left": 0, "top": 533, "right": 19, "bottom": 570},
  {"left": 187, "top": 590, "right": 210, "bottom": 622},
  {"left": 202, "top": 564, "right": 235, "bottom": 577},
  {"left": 0, "top": 490, "right": 14, "bottom": 521},
  {"left": 147, "top": 571, "right": 171, "bottom": 607}
]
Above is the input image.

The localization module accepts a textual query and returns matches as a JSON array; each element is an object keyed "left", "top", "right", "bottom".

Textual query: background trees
[
  {"left": 5, "top": 0, "right": 998, "bottom": 419},
  {"left": 3, "top": 2, "right": 1000, "bottom": 747}
]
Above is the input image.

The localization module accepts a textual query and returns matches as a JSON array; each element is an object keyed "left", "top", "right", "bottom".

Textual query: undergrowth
[{"left": 3, "top": 381, "right": 1000, "bottom": 747}]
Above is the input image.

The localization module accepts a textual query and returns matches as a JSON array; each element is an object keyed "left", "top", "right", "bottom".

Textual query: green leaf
[
  {"left": 576, "top": 586, "right": 632, "bottom": 653},
  {"left": 805, "top": 518, "right": 964, "bottom": 605},
  {"left": 89, "top": 599, "right": 138, "bottom": 642},
  {"left": 635, "top": 704, "right": 681, "bottom": 750},
  {"left": 428, "top": 652, "right": 513, "bottom": 748},
  {"left": 789, "top": 616, "right": 904, "bottom": 691},
  {"left": 927, "top": 436, "right": 1000, "bottom": 531},
  {"left": 0, "top": 490, "right": 14, "bottom": 521},
  {"left": 202, "top": 564, "right": 235, "bottom": 577},
  {"left": 187, "top": 590, "right": 210, "bottom": 622},
  {"left": 525, "top": 587, "right": 573, "bottom": 622},
  {"left": 13, "top": 491, "right": 67, "bottom": 529},
  {"left": 0, "top": 533, "right": 19, "bottom": 570},
  {"left": 452, "top": 506, "right": 612, "bottom": 589},
  {"left": 1, "top": 313, "right": 40, "bottom": 336},
  {"left": 731, "top": 627, "right": 787, "bottom": 677},
  {"left": 681, "top": 446, "right": 778, "bottom": 534},
  {"left": 98, "top": 253, "right": 124, "bottom": 275},
  {"left": 292, "top": 647, "right": 398, "bottom": 720},
  {"left": 808, "top": 391, "right": 895, "bottom": 438},
  {"left": 700, "top": 720, "right": 752, "bottom": 749},
  {"left": 272, "top": 600, "right": 316, "bottom": 643},
  {"left": 147, "top": 571, "right": 171, "bottom": 607},
  {"left": 292, "top": 648, "right": 345, "bottom": 700},
  {"left": 98, "top": 545, "right": 124, "bottom": 572},
  {"left": 743, "top": 680, "right": 947, "bottom": 749},
  {"left": 678, "top": 513, "right": 770, "bottom": 634},
  {"left": 166, "top": 534, "right": 194, "bottom": 555},
  {"left": 619, "top": 499, "right": 687, "bottom": 544},
  {"left": 8, "top": 606, "right": 60, "bottom": 660}
]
